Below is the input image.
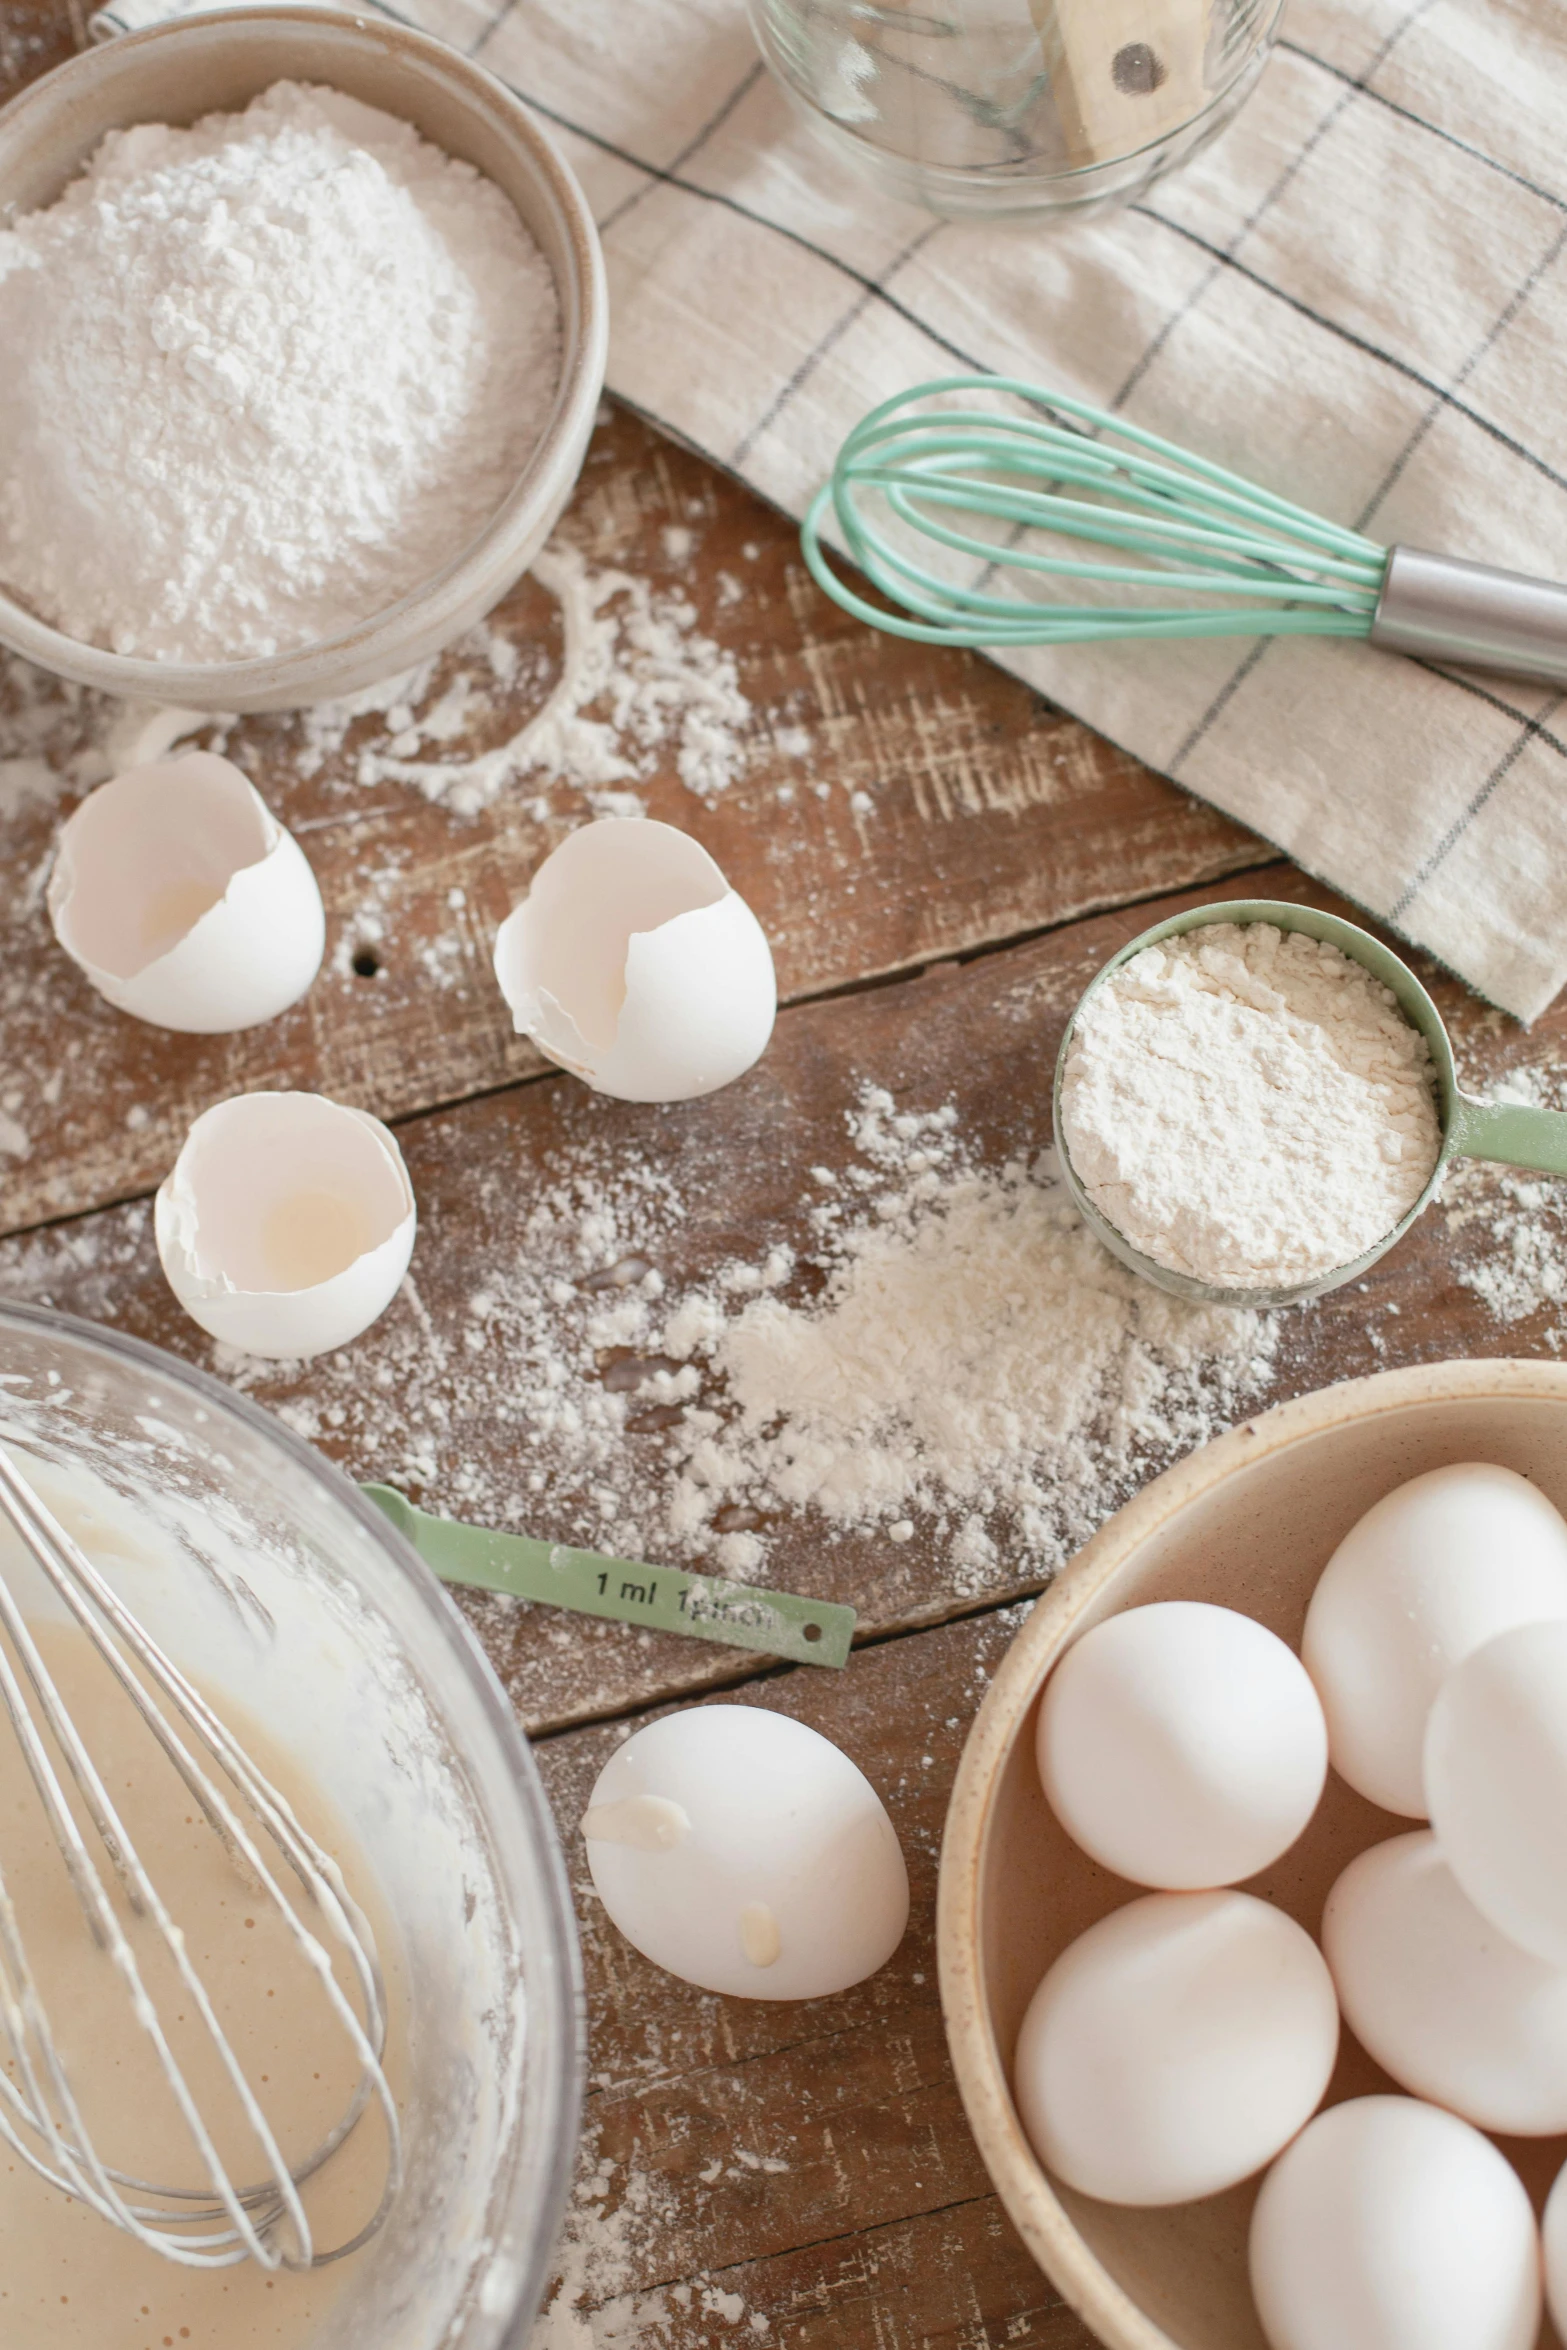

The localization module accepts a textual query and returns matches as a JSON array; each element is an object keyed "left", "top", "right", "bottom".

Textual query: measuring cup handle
[{"left": 1451, "top": 1094, "right": 1567, "bottom": 1177}]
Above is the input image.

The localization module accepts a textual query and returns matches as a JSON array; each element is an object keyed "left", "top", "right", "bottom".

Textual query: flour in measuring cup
[
  {"left": 1059, "top": 923, "right": 1442, "bottom": 1289},
  {"left": 0, "top": 80, "right": 559, "bottom": 663}
]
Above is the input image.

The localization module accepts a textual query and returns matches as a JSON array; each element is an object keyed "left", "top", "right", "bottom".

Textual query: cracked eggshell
[
  {"left": 155, "top": 1092, "right": 416, "bottom": 1361},
  {"left": 48, "top": 753, "right": 324, "bottom": 1032},
  {"left": 493, "top": 818, "right": 775, "bottom": 1103},
  {"left": 580, "top": 1705, "right": 909, "bottom": 2000}
]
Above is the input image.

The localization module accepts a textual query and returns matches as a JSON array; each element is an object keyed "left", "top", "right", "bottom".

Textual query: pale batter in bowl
[
  {"left": 0, "top": 1618, "right": 405, "bottom": 2348},
  {"left": 0, "top": 1296, "right": 582, "bottom": 2350}
]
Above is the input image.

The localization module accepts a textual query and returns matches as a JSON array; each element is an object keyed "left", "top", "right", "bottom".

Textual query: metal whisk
[
  {"left": 0, "top": 1447, "right": 401, "bottom": 2270},
  {"left": 804, "top": 374, "right": 1567, "bottom": 686}
]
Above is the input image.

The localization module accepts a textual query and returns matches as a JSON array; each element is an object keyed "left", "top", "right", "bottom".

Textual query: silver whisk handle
[{"left": 1370, "top": 544, "right": 1567, "bottom": 685}]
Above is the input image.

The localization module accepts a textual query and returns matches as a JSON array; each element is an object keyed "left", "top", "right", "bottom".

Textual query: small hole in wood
[
  {"left": 626, "top": 1402, "right": 686, "bottom": 1433},
  {"left": 1111, "top": 40, "right": 1166, "bottom": 94},
  {"left": 600, "top": 1351, "right": 683, "bottom": 1393},
  {"left": 352, "top": 949, "right": 381, "bottom": 979},
  {"left": 803, "top": 1622, "right": 823, "bottom": 1643}
]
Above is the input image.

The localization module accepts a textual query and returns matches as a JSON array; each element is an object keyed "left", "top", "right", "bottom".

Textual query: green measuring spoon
[
  {"left": 362, "top": 1484, "right": 856, "bottom": 1670},
  {"left": 1052, "top": 897, "right": 1567, "bottom": 1311}
]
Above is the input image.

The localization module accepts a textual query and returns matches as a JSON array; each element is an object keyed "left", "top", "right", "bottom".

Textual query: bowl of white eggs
[{"left": 938, "top": 1357, "right": 1567, "bottom": 2350}]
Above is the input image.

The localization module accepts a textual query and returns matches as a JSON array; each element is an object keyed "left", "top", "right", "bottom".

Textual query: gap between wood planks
[
  {"left": 0, "top": 842, "right": 1285, "bottom": 1254},
  {"left": 530, "top": 1571, "right": 1046, "bottom": 1749},
  {"left": 571, "top": 2180, "right": 1009, "bottom": 2304}
]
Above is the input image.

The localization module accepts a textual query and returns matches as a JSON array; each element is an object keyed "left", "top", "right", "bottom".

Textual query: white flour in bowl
[
  {"left": 0, "top": 80, "right": 560, "bottom": 663},
  {"left": 1059, "top": 923, "right": 1442, "bottom": 1290}
]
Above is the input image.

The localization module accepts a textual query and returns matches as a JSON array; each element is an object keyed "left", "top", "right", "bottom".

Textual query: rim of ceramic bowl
[
  {"left": 0, "top": 1293, "right": 584, "bottom": 2350},
  {"left": 0, "top": 8, "right": 609, "bottom": 710},
  {"left": 935, "top": 1356, "right": 1567, "bottom": 2350}
]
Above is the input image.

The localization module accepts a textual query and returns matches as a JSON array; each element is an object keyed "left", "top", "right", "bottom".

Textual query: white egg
[
  {"left": 156, "top": 1092, "right": 416, "bottom": 1360},
  {"left": 1035, "top": 1601, "right": 1327, "bottom": 1889},
  {"left": 1542, "top": 2157, "right": 1567, "bottom": 2340},
  {"left": 1323, "top": 1830, "right": 1567, "bottom": 2133},
  {"left": 1425, "top": 1618, "right": 1567, "bottom": 1966},
  {"left": 580, "top": 1705, "right": 907, "bottom": 2000},
  {"left": 1011, "top": 1890, "right": 1337, "bottom": 2206},
  {"left": 1249, "top": 2096, "right": 1541, "bottom": 2350},
  {"left": 48, "top": 754, "right": 324, "bottom": 1032},
  {"left": 1301, "top": 1463, "right": 1567, "bottom": 1816},
  {"left": 493, "top": 818, "right": 776, "bottom": 1103}
]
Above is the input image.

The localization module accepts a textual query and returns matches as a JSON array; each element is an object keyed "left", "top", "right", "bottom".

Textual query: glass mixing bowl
[
  {"left": 0, "top": 1297, "right": 582, "bottom": 2348},
  {"left": 747, "top": 0, "right": 1284, "bottom": 220}
]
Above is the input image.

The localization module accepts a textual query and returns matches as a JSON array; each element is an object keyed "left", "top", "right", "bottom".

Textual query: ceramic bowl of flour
[
  {"left": 938, "top": 1357, "right": 1567, "bottom": 2350},
  {"left": 0, "top": 8, "right": 607, "bottom": 711},
  {"left": 0, "top": 1297, "right": 582, "bottom": 2347}
]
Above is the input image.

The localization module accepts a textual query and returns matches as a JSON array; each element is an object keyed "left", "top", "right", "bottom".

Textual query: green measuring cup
[{"left": 1051, "top": 898, "right": 1567, "bottom": 1311}]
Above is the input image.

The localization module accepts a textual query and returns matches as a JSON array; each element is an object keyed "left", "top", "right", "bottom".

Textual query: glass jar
[{"left": 746, "top": 0, "right": 1285, "bottom": 219}]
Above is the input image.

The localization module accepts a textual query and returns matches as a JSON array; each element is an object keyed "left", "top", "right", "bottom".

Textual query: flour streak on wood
[
  {"left": 5, "top": 865, "right": 1559, "bottom": 1739},
  {"left": 0, "top": 380, "right": 1261, "bottom": 1232}
]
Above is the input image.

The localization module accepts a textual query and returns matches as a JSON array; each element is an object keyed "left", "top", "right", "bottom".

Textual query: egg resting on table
[
  {"left": 1011, "top": 1890, "right": 1338, "bottom": 2206},
  {"left": 1425, "top": 1617, "right": 1567, "bottom": 1967},
  {"left": 580, "top": 1706, "right": 908, "bottom": 2000},
  {"left": 1323, "top": 1830, "right": 1567, "bottom": 2134},
  {"left": 1248, "top": 2096, "right": 1540, "bottom": 2350},
  {"left": 1035, "top": 1600, "right": 1327, "bottom": 1889},
  {"left": 1301, "top": 1461, "right": 1567, "bottom": 1816}
]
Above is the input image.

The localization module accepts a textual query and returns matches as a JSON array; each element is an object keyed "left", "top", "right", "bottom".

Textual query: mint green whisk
[{"left": 802, "top": 374, "right": 1567, "bottom": 684}]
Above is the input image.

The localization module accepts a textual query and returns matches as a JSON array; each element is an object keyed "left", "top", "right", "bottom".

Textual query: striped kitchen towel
[{"left": 89, "top": 0, "right": 1567, "bottom": 1019}]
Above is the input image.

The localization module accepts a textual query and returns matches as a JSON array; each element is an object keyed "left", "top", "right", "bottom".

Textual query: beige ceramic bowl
[
  {"left": 939, "top": 1359, "right": 1567, "bottom": 2350},
  {"left": 0, "top": 7, "right": 608, "bottom": 711}
]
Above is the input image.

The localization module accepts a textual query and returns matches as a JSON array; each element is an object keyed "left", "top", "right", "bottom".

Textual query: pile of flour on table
[
  {"left": 1059, "top": 923, "right": 1442, "bottom": 1290},
  {"left": 0, "top": 81, "right": 559, "bottom": 663},
  {"left": 214, "top": 1083, "right": 1277, "bottom": 1601}
]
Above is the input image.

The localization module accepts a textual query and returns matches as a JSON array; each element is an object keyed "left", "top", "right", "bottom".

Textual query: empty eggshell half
[
  {"left": 155, "top": 1092, "right": 416, "bottom": 1360},
  {"left": 48, "top": 753, "right": 325, "bottom": 1032},
  {"left": 493, "top": 818, "right": 776, "bottom": 1103}
]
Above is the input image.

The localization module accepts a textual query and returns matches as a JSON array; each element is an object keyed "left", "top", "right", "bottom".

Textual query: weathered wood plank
[
  {"left": 0, "top": 396, "right": 1265, "bottom": 1233},
  {"left": 669, "top": 2194, "right": 1093, "bottom": 2349},
  {"left": 530, "top": 1605, "right": 1096, "bottom": 2348},
  {"left": 0, "top": 0, "right": 1264, "bottom": 1236},
  {"left": 0, "top": 0, "right": 76, "bottom": 94},
  {"left": 6, "top": 865, "right": 1562, "bottom": 1735}
]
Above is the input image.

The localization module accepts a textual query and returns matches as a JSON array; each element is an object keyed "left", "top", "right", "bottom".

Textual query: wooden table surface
[{"left": 5, "top": 11, "right": 1567, "bottom": 2343}]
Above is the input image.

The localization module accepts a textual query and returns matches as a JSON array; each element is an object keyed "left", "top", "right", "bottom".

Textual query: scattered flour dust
[
  {"left": 657, "top": 1093, "right": 1278, "bottom": 1586},
  {"left": 246, "top": 1083, "right": 1278, "bottom": 1596},
  {"left": 1060, "top": 923, "right": 1441, "bottom": 1289},
  {"left": 1447, "top": 1060, "right": 1567, "bottom": 1334},
  {"left": 292, "top": 542, "right": 751, "bottom": 817},
  {"left": 0, "top": 647, "right": 155, "bottom": 821},
  {"left": 0, "top": 81, "right": 560, "bottom": 663},
  {"left": 1, "top": 516, "right": 750, "bottom": 839},
  {"left": 533, "top": 2150, "right": 766, "bottom": 2348}
]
